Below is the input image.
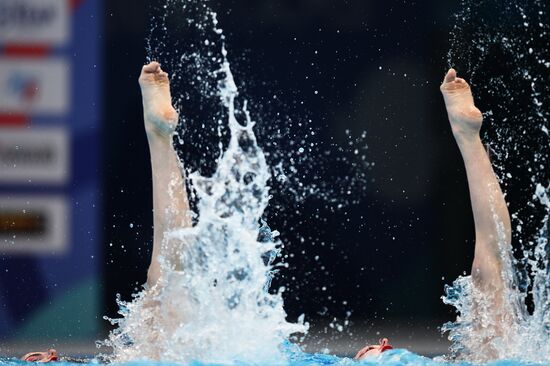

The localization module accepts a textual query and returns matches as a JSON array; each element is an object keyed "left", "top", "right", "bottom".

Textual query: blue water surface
[{"left": 0, "top": 349, "right": 545, "bottom": 366}]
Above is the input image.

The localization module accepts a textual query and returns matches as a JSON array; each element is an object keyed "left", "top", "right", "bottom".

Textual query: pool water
[{"left": 0, "top": 349, "right": 545, "bottom": 366}]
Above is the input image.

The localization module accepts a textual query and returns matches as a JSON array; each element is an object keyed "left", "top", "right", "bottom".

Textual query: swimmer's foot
[
  {"left": 440, "top": 68, "right": 483, "bottom": 143},
  {"left": 139, "top": 61, "right": 179, "bottom": 139}
]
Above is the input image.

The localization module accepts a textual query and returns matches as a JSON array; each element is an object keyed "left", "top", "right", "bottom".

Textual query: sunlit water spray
[
  {"left": 101, "top": 6, "right": 306, "bottom": 365},
  {"left": 442, "top": 0, "right": 550, "bottom": 363}
]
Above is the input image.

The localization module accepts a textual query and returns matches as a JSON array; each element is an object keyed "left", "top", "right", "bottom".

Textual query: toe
[
  {"left": 152, "top": 70, "right": 170, "bottom": 85},
  {"left": 139, "top": 62, "right": 166, "bottom": 85},
  {"left": 444, "top": 68, "right": 457, "bottom": 84},
  {"left": 143, "top": 61, "right": 161, "bottom": 74}
]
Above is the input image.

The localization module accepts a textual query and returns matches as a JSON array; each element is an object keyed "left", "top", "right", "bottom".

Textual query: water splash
[
  {"left": 142, "top": 0, "right": 372, "bottom": 213},
  {"left": 129, "top": 0, "right": 373, "bottom": 343},
  {"left": 443, "top": 0, "right": 550, "bottom": 363},
  {"left": 101, "top": 5, "right": 306, "bottom": 364}
]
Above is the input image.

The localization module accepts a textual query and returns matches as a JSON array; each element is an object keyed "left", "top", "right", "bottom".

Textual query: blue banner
[{"left": 0, "top": 0, "right": 102, "bottom": 341}]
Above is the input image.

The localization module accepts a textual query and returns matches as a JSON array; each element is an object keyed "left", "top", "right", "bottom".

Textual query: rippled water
[{"left": 0, "top": 349, "right": 547, "bottom": 366}]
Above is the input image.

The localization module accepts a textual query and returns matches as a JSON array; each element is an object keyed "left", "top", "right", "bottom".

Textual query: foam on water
[{"left": 442, "top": 0, "right": 550, "bottom": 363}]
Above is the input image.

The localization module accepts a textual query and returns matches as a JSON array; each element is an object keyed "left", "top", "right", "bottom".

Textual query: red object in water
[
  {"left": 21, "top": 349, "right": 59, "bottom": 363},
  {"left": 354, "top": 338, "right": 393, "bottom": 360}
]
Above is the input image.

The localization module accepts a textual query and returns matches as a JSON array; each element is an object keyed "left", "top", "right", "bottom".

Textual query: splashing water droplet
[{"left": 101, "top": 2, "right": 307, "bottom": 364}]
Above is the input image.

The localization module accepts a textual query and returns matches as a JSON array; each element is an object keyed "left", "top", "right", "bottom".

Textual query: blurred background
[{"left": 0, "top": 0, "right": 519, "bottom": 357}]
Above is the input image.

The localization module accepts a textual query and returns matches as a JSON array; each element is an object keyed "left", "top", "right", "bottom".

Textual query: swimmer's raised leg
[
  {"left": 139, "top": 61, "right": 192, "bottom": 287},
  {"left": 440, "top": 69, "right": 512, "bottom": 332}
]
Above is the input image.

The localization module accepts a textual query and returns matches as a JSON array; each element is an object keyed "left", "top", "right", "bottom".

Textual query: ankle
[
  {"left": 455, "top": 134, "right": 483, "bottom": 154},
  {"left": 145, "top": 114, "right": 177, "bottom": 139},
  {"left": 146, "top": 125, "right": 173, "bottom": 146},
  {"left": 451, "top": 125, "right": 481, "bottom": 145}
]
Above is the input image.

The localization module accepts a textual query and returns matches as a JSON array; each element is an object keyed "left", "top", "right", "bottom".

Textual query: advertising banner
[{"left": 0, "top": 0, "right": 102, "bottom": 342}]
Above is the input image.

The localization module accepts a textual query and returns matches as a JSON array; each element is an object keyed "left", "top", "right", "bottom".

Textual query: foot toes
[
  {"left": 139, "top": 62, "right": 171, "bottom": 86},
  {"left": 142, "top": 61, "right": 161, "bottom": 74},
  {"left": 444, "top": 68, "right": 457, "bottom": 83}
]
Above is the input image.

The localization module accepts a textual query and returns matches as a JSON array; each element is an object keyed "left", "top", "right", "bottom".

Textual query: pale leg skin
[
  {"left": 440, "top": 69, "right": 513, "bottom": 335},
  {"left": 138, "top": 62, "right": 193, "bottom": 287},
  {"left": 440, "top": 68, "right": 512, "bottom": 290}
]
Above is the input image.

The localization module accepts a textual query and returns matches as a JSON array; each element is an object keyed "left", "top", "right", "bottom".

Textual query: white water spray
[{"left": 102, "top": 9, "right": 307, "bottom": 365}]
